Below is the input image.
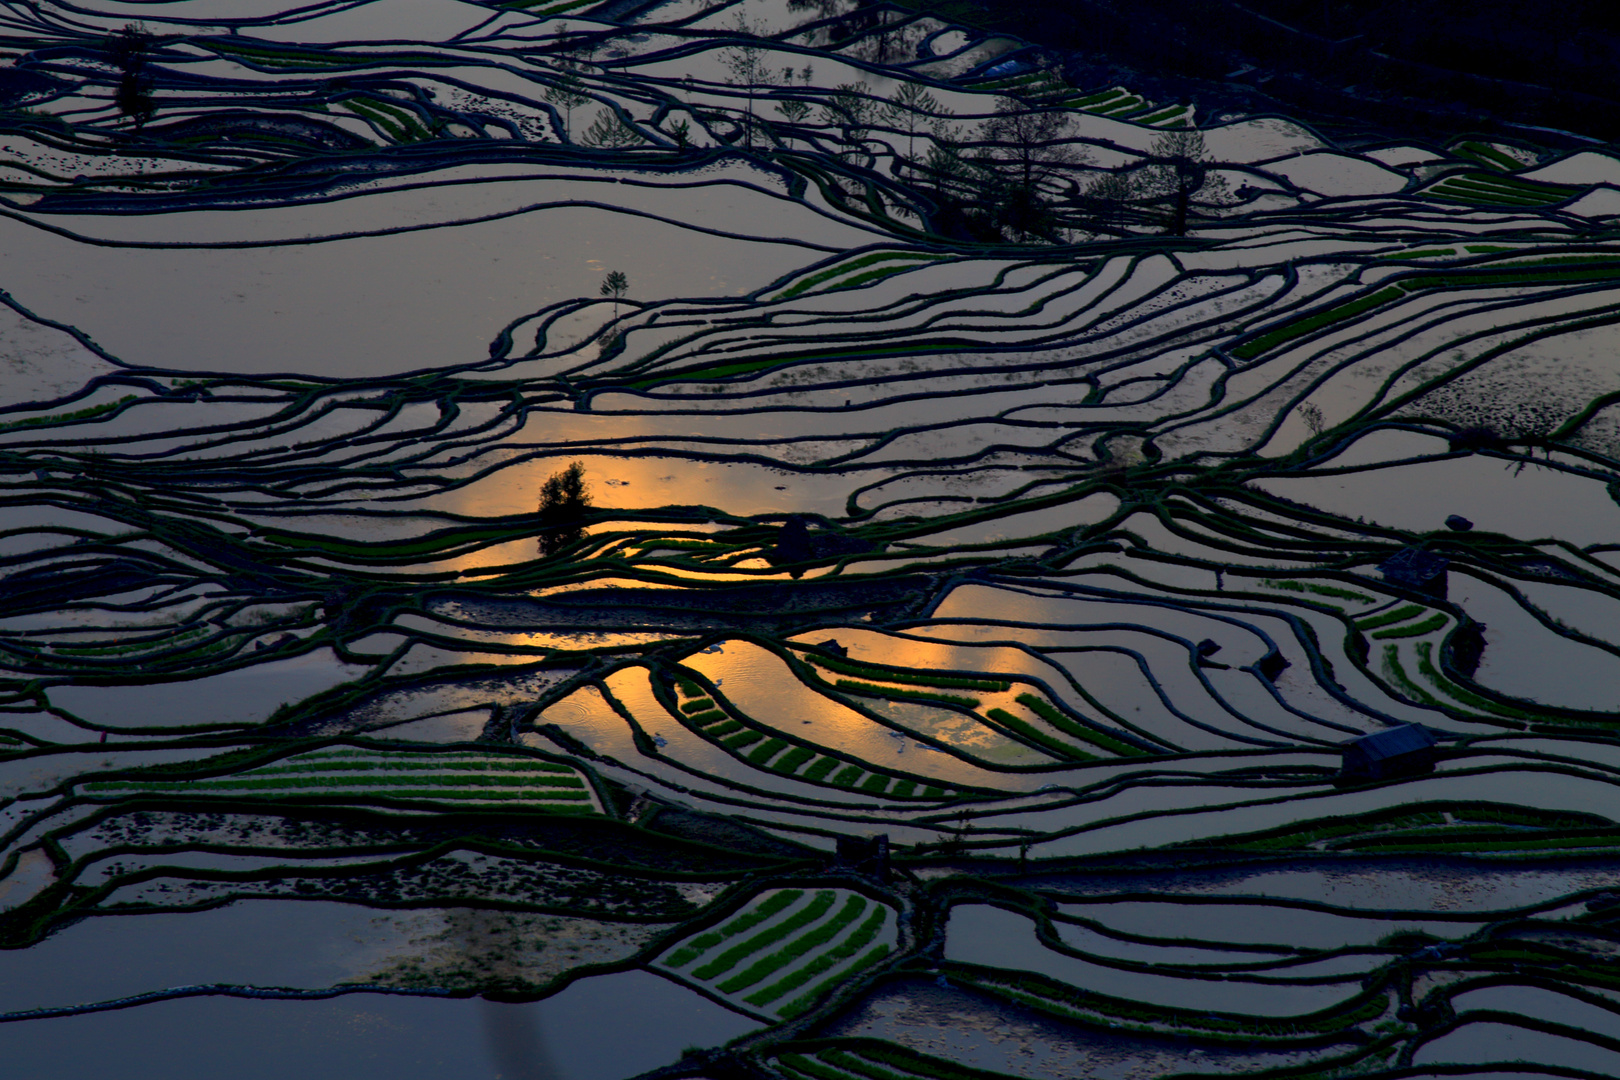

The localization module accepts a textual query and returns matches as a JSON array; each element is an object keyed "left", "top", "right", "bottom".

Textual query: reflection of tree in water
[
  {"left": 455, "top": 907, "right": 557, "bottom": 1080},
  {"left": 480, "top": 998, "right": 556, "bottom": 1080}
]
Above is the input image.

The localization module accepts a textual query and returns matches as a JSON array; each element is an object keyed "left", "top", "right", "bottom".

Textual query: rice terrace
[{"left": 4, "top": 0, "right": 1620, "bottom": 1076}]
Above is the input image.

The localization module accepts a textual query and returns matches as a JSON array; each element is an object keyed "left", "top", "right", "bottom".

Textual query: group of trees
[
  {"left": 107, "top": 24, "right": 154, "bottom": 126},
  {"left": 540, "top": 10, "right": 1223, "bottom": 242},
  {"left": 913, "top": 96, "right": 1225, "bottom": 242}
]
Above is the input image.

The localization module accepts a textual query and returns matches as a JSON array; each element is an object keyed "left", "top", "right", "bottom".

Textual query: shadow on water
[{"left": 481, "top": 999, "right": 559, "bottom": 1080}]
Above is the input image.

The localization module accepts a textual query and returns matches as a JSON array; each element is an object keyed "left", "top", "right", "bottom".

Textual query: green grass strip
[
  {"left": 1265, "top": 579, "right": 1377, "bottom": 603},
  {"left": 688, "top": 711, "right": 730, "bottom": 727},
  {"left": 1370, "top": 612, "right": 1449, "bottom": 639},
  {"left": 830, "top": 765, "right": 865, "bottom": 788},
  {"left": 1356, "top": 604, "right": 1425, "bottom": 631},
  {"left": 777, "top": 944, "right": 892, "bottom": 1018},
  {"left": 1015, "top": 694, "right": 1144, "bottom": 756},
  {"left": 665, "top": 890, "right": 803, "bottom": 969},
  {"left": 773, "top": 746, "right": 816, "bottom": 773},
  {"left": 681, "top": 699, "right": 716, "bottom": 713},
  {"left": 1232, "top": 286, "right": 1405, "bottom": 360},
  {"left": 834, "top": 679, "right": 979, "bottom": 709},
  {"left": 984, "top": 707, "right": 1096, "bottom": 761},
  {"left": 693, "top": 891, "right": 836, "bottom": 981},
  {"left": 776, "top": 252, "right": 947, "bottom": 301},
  {"left": 748, "top": 737, "right": 789, "bottom": 765},
  {"left": 803, "top": 757, "right": 840, "bottom": 781},
  {"left": 749, "top": 906, "right": 889, "bottom": 1007},
  {"left": 90, "top": 774, "right": 584, "bottom": 792},
  {"left": 723, "top": 730, "right": 766, "bottom": 750},
  {"left": 718, "top": 894, "right": 869, "bottom": 994},
  {"left": 859, "top": 773, "right": 891, "bottom": 793},
  {"left": 809, "top": 654, "right": 1009, "bottom": 692},
  {"left": 1380, "top": 644, "right": 1447, "bottom": 708}
]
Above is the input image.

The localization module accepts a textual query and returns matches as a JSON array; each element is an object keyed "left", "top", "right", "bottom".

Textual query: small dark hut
[
  {"left": 771, "top": 517, "right": 878, "bottom": 566},
  {"left": 1446, "top": 620, "right": 1487, "bottom": 678},
  {"left": 1339, "top": 724, "right": 1438, "bottom": 784},
  {"left": 835, "top": 834, "right": 890, "bottom": 882},
  {"left": 1378, "top": 547, "right": 1450, "bottom": 599}
]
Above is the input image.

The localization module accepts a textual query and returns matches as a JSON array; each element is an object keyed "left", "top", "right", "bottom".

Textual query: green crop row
[
  {"left": 717, "top": 894, "right": 869, "bottom": 993},
  {"left": 1220, "top": 800, "right": 1604, "bottom": 851},
  {"left": 1068, "top": 88, "right": 1128, "bottom": 107},
  {"left": 87, "top": 773, "right": 584, "bottom": 793},
  {"left": 86, "top": 779, "right": 591, "bottom": 802},
  {"left": 1453, "top": 141, "right": 1523, "bottom": 170},
  {"left": 803, "top": 757, "right": 840, "bottom": 781},
  {"left": 723, "top": 730, "right": 766, "bottom": 751},
  {"left": 1355, "top": 604, "right": 1425, "bottom": 630},
  {"left": 959, "top": 968, "right": 1386, "bottom": 1038},
  {"left": 1015, "top": 694, "right": 1146, "bottom": 756},
  {"left": 831, "top": 764, "right": 865, "bottom": 788},
  {"left": 774, "top": 746, "right": 817, "bottom": 773},
  {"left": 808, "top": 654, "right": 1010, "bottom": 692},
  {"left": 748, "top": 737, "right": 790, "bottom": 765},
  {"left": 749, "top": 905, "right": 890, "bottom": 1007},
  {"left": 1412, "top": 642, "right": 1542, "bottom": 722},
  {"left": 984, "top": 707, "right": 1096, "bottom": 761},
  {"left": 220, "top": 759, "right": 576, "bottom": 776},
  {"left": 693, "top": 891, "right": 837, "bottom": 981},
  {"left": 834, "top": 679, "right": 979, "bottom": 710},
  {"left": 1370, "top": 612, "right": 1449, "bottom": 639},
  {"left": 1232, "top": 286, "right": 1405, "bottom": 360},
  {"left": 776, "top": 252, "right": 948, "bottom": 301},
  {"left": 665, "top": 889, "right": 802, "bottom": 969},
  {"left": 816, "top": 1044, "right": 1009, "bottom": 1080},
  {"left": 299, "top": 750, "right": 573, "bottom": 769},
  {"left": 0, "top": 395, "right": 135, "bottom": 433},
  {"left": 1265, "top": 579, "right": 1376, "bottom": 603},
  {"left": 777, "top": 944, "right": 892, "bottom": 1019},
  {"left": 680, "top": 698, "right": 715, "bottom": 713}
]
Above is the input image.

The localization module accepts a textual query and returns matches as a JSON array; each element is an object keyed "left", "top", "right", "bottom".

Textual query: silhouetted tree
[
  {"left": 883, "top": 81, "right": 946, "bottom": 166},
  {"left": 718, "top": 14, "right": 769, "bottom": 147},
  {"left": 544, "top": 64, "right": 590, "bottom": 141},
  {"left": 979, "top": 97, "right": 1085, "bottom": 189},
  {"left": 537, "top": 461, "right": 591, "bottom": 556},
  {"left": 600, "top": 270, "right": 628, "bottom": 319},
  {"left": 108, "top": 24, "right": 154, "bottom": 126}
]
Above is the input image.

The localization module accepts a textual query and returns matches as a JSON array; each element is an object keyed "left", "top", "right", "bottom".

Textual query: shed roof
[
  {"left": 1378, "top": 547, "right": 1449, "bottom": 587},
  {"left": 1346, "top": 723, "right": 1436, "bottom": 762}
]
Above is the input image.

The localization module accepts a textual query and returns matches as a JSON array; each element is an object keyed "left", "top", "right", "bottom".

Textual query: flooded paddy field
[{"left": 5, "top": 0, "right": 1620, "bottom": 1077}]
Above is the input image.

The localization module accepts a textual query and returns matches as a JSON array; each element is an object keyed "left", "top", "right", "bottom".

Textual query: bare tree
[
  {"left": 580, "top": 107, "right": 638, "bottom": 148},
  {"left": 979, "top": 97, "right": 1086, "bottom": 190},
  {"left": 820, "top": 81, "right": 876, "bottom": 157},
  {"left": 1136, "top": 128, "right": 1226, "bottom": 236},
  {"left": 718, "top": 14, "right": 769, "bottom": 148},
  {"left": 544, "top": 65, "right": 590, "bottom": 141},
  {"left": 883, "top": 81, "right": 946, "bottom": 165}
]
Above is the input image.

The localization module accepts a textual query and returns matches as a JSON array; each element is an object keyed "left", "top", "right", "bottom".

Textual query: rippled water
[{"left": 5, "top": 0, "right": 1620, "bottom": 1076}]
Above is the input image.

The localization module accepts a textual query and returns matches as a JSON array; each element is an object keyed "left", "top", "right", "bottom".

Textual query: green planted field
[
  {"left": 656, "top": 888, "right": 898, "bottom": 1019},
  {"left": 6, "top": 0, "right": 1620, "bottom": 1075},
  {"left": 82, "top": 748, "right": 599, "bottom": 812}
]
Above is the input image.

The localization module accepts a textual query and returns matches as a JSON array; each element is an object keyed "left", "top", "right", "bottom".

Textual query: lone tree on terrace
[
  {"left": 537, "top": 461, "right": 591, "bottom": 556},
  {"left": 600, "top": 270, "right": 629, "bottom": 319}
]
